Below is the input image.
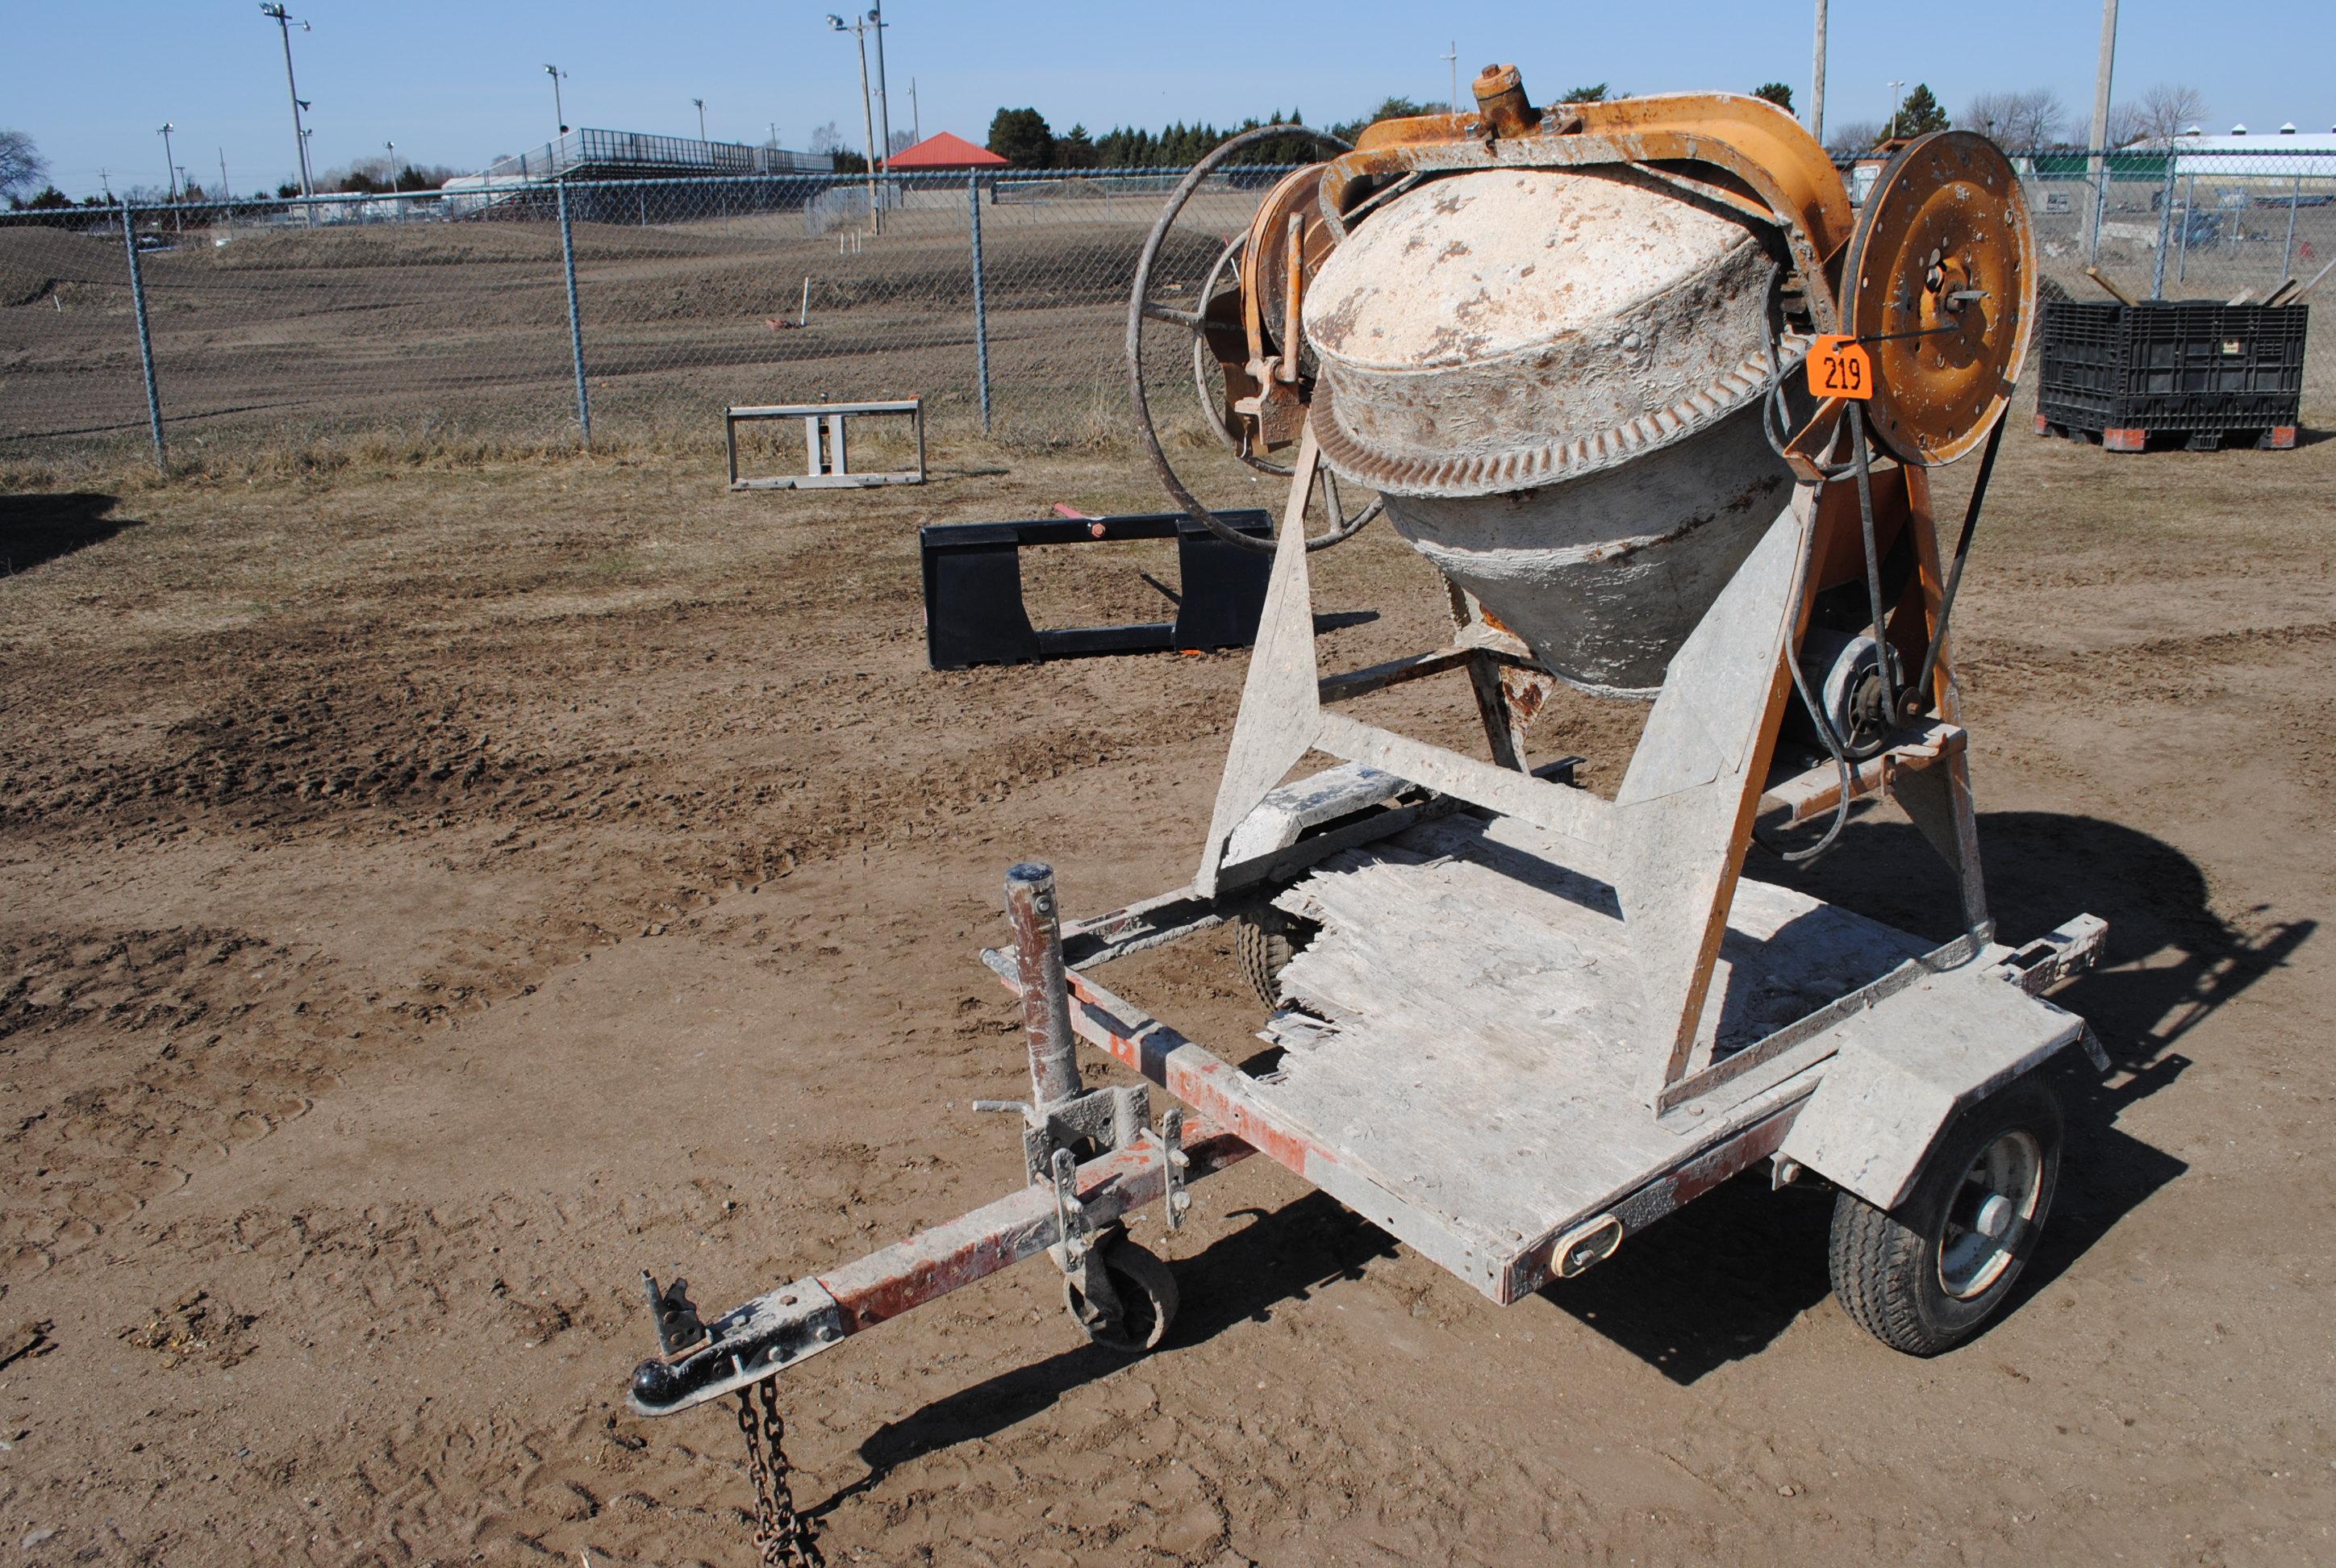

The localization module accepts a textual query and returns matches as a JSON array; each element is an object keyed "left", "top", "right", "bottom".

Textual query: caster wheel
[
  {"left": 1236, "top": 905, "right": 1316, "bottom": 1008},
  {"left": 1828, "top": 1074, "right": 2062, "bottom": 1356},
  {"left": 1063, "top": 1236, "right": 1179, "bottom": 1354}
]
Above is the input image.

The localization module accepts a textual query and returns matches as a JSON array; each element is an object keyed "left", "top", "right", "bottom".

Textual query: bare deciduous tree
[
  {"left": 1825, "top": 119, "right": 1884, "bottom": 156},
  {"left": 2108, "top": 82, "right": 2209, "bottom": 148},
  {"left": 0, "top": 129, "right": 50, "bottom": 203},
  {"left": 1962, "top": 89, "right": 2067, "bottom": 154}
]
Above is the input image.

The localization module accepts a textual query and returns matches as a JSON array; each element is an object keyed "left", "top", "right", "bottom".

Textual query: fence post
[
  {"left": 555, "top": 178, "right": 593, "bottom": 446},
  {"left": 2284, "top": 173, "right": 2301, "bottom": 280},
  {"left": 2150, "top": 157, "right": 2178, "bottom": 299},
  {"left": 2088, "top": 149, "right": 2111, "bottom": 263},
  {"left": 119, "top": 202, "right": 167, "bottom": 473},
  {"left": 2176, "top": 171, "right": 2196, "bottom": 286},
  {"left": 969, "top": 171, "right": 992, "bottom": 432}
]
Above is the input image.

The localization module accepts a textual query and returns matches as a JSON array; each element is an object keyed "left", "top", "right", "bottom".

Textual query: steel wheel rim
[
  {"left": 1937, "top": 1128, "right": 2043, "bottom": 1298},
  {"left": 1124, "top": 123, "right": 1370, "bottom": 553}
]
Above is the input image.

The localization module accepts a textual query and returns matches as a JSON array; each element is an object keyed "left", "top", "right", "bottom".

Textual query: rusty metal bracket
[{"left": 987, "top": 1082, "right": 1151, "bottom": 1188}]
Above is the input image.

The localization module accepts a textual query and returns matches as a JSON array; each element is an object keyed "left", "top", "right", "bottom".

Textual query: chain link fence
[{"left": 3, "top": 148, "right": 2331, "bottom": 477}]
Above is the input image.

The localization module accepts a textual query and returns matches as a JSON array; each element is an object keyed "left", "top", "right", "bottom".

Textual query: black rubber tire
[
  {"left": 1236, "top": 907, "right": 1316, "bottom": 1009},
  {"left": 1828, "top": 1073, "right": 2063, "bottom": 1356},
  {"left": 1064, "top": 1236, "right": 1180, "bottom": 1353}
]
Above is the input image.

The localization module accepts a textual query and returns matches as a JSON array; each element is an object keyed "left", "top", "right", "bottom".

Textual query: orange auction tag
[{"left": 1806, "top": 334, "right": 1875, "bottom": 401}]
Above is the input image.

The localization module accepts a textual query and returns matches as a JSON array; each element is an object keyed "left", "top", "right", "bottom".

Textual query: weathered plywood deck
[{"left": 1260, "top": 811, "right": 1934, "bottom": 1292}]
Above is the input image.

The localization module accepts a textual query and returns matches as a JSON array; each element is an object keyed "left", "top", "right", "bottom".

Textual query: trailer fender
[{"left": 1778, "top": 918, "right": 2107, "bottom": 1211}]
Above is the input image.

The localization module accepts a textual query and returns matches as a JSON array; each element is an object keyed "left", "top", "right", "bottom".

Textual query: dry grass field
[{"left": 2, "top": 379, "right": 2334, "bottom": 1565}]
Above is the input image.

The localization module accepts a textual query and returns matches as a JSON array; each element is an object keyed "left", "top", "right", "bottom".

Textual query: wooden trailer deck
[{"left": 1053, "top": 804, "right": 2086, "bottom": 1307}]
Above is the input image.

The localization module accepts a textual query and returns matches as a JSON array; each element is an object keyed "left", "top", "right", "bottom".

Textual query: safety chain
[{"left": 736, "top": 1381, "right": 823, "bottom": 1566}]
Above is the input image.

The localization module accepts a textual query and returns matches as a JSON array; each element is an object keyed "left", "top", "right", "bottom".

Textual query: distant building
[
  {"left": 2167, "top": 127, "right": 2336, "bottom": 178},
  {"left": 460, "top": 128, "right": 833, "bottom": 185},
  {"left": 437, "top": 127, "right": 838, "bottom": 219},
  {"left": 881, "top": 132, "right": 1007, "bottom": 173}
]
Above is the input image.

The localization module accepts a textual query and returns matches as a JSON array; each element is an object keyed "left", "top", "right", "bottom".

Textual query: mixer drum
[{"left": 1304, "top": 165, "right": 1802, "bottom": 697}]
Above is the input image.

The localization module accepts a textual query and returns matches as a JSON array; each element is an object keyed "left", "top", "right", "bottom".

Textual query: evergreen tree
[
  {"left": 1329, "top": 96, "right": 1434, "bottom": 144},
  {"left": 1753, "top": 82, "right": 1794, "bottom": 113},
  {"left": 987, "top": 107, "right": 1055, "bottom": 169},
  {"left": 1892, "top": 83, "right": 1949, "bottom": 138}
]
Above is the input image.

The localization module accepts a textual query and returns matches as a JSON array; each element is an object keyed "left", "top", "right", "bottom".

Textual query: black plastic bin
[{"left": 2035, "top": 299, "right": 2305, "bottom": 451}]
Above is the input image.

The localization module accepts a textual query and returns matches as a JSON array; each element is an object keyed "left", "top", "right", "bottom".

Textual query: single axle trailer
[{"left": 629, "top": 742, "right": 2107, "bottom": 1426}]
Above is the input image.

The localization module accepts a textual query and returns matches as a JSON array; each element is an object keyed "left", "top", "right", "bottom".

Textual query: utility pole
[
  {"left": 2084, "top": 0, "right": 2119, "bottom": 261},
  {"left": 828, "top": 13, "right": 882, "bottom": 231},
  {"left": 1888, "top": 80, "right": 1905, "bottom": 140},
  {"left": 545, "top": 64, "right": 569, "bottom": 137},
  {"left": 259, "top": 5, "right": 315, "bottom": 226},
  {"left": 219, "top": 148, "right": 231, "bottom": 204},
  {"left": 910, "top": 77, "right": 920, "bottom": 146},
  {"left": 158, "top": 123, "right": 179, "bottom": 200},
  {"left": 1809, "top": 0, "right": 1827, "bottom": 144},
  {"left": 693, "top": 98, "right": 707, "bottom": 142},
  {"left": 1442, "top": 41, "right": 1459, "bottom": 114},
  {"left": 868, "top": 2, "right": 892, "bottom": 167}
]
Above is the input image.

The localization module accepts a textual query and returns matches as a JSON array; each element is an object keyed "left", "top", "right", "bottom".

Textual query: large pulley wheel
[
  {"left": 1841, "top": 130, "right": 2037, "bottom": 466},
  {"left": 1126, "top": 123, "right": 1378, "bottom": 553}
]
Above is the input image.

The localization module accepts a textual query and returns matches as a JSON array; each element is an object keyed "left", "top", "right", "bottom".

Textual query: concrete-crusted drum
[{"left": 1303, "top": 165, "right": 1803, "bottom": 697}]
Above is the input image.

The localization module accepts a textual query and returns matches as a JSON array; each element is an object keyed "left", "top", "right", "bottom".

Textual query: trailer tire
[
  {"left": 1237, "top": 907, "right": 1316, "bottom": 1009},
  {"left": 1065, "top": 1236, "right": 1179, "bottom": 1354},
  {"left": 1827, "top": 1073, "right": 2063, "bottom": 1357}
]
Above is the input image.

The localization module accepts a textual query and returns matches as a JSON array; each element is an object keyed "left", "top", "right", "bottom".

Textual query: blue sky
[{"left": 10, "top": 1, "right": 2331, "bottom": 199}]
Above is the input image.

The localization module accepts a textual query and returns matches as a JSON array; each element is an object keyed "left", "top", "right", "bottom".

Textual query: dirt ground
[
  {"left": 2, "top": 401, "right": 2334, "bottom": 1566},
  {"left": 0, "top": 198, "right": 1255, "bottom": 467}
]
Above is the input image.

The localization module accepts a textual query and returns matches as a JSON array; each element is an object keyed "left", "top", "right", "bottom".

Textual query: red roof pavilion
[{"left": 882, "top": 131, "right": 1008, "bottom": 171}]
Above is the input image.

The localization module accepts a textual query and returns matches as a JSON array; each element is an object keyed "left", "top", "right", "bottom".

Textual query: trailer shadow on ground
[
  {"left": 1566, "top": 807, "right": 2313, "bottom": 1380},
  {"left": 0, "top": 492, "right": 134, "bottom": 576},
  {"left": 827, "top": 1189, "right": 1401, "bottom": 1516}
]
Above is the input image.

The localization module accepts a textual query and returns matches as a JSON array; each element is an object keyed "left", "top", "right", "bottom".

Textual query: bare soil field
[
  {"left": 2, "top": 404, "right": 2334, "bottom": 1565},
  {"left": 0, "top": 197, "right": 1258, "bottom": 466}
]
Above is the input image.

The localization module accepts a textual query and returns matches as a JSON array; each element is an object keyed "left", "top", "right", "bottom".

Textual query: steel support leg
[{"left": 1006, "top": 862, "right": 1082, "bottom": 1107}]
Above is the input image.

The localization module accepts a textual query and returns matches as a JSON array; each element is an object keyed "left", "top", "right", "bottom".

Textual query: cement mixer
[{"left": 620, "top": 73, "right": 2109, "bottom": 1562}]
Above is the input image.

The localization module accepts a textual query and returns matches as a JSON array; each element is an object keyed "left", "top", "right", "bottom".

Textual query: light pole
[
  {"left": 827, "top": 13, "right": 881, "bottom": 231},
  {"left": 258, "top": 5, "right": 315, "bottom": 225},
  {"left": 867, "top": 2, "right": 892, "bottom": 167},
  {"left": 1888, "top": 79, "right": 1905, "bottom": 140},
  {"left": 1442, "top": 41, "right": 1459, "bottom": 114},
  {"left": 909, "top": 77, "right": 920, "bottom": 145},
  {"left": 2084, "top": 0, "right": 2119, "bottom": 262},
  {"left": 158, "top": 123, "right": 180, "bottom": 200},
  {"left": 545, "top": 64, "right": 569, "bottom": 139},
  {"left": 1809, "top": 0, "right": 1827, "bottom": 144},
  {"left": 693, "top": 98, "right": 707, "bottom": 142}
]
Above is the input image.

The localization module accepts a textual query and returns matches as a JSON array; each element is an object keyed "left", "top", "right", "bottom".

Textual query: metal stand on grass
[{"left": 724, "top": 398, "right": 924, "bottom": 490}]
